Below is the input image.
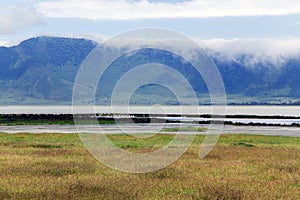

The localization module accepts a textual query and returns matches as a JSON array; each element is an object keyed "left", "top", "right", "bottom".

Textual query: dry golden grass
[{"left": 0, "top": 133, "right": 299, "bottom": 199}]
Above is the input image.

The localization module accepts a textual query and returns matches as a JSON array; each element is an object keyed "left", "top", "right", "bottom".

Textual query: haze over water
[{"left": 0, "top": 105, "right": 300, "bottom": 117}]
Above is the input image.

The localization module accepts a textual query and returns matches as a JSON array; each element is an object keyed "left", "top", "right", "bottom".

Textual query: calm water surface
[
  {"left": 0, "top": 106, "right": 299, "bottom": 136},
  {"left": 0, "top": 105, "right": 300, "bottom": 116}
]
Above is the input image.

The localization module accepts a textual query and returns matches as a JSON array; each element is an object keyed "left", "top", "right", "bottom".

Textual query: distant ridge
[{"left": 0, "top": 36, "right": 299, "bottom": 105}]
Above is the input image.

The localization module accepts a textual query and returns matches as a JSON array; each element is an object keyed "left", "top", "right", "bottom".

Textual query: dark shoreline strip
[{"left": 0, "top": 114, "right": 299, "bottom": 127}]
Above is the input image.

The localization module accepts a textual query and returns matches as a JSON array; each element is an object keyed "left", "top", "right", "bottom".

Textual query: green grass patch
[
  {"left": 218, "top": 134, "right": 300, "bottom": 149},
  {"left": 233, "top": 141, "right": 256, "bottom": 147},
  {"left": 160, "top": 126, "right": 207, "bottom": 132},
  {"left": 106, "top": 133, "right": 175, "bottom": 152}
]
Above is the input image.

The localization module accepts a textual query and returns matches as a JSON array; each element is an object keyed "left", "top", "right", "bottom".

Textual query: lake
[
  {"left": 0, "top": 105, "right": 299, "bottom": 126},
  {"left": 0, "top": 105, "right": 299, "bottom": 136},
  {"left": 0, "top": 105, "right": 300, "bottom": 116}
]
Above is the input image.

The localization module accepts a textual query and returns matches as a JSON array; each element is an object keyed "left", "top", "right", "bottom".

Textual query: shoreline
[
  {"left": 1, "top": 113, "right": 300, "bottom": 127},
  {"left": 1, "top": 124, "right": 300, "bottom": 137}
]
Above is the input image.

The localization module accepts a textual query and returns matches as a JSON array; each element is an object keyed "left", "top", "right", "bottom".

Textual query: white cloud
[
  {"left": 76, "top": 33, "right": 108, "bottom": 43},
  {"left": 2, "top": 30, "right": 300, "bottom": 68},
  {"left": 0, "top": 32, "right": 107, "bottom": 47},
  {"left": 28, "top": 32, "right": 107, "bottom": 43},
  {"left": 75, "top": 34, "right": 300, "bottom": 67},
  {"left": 0, "top": 7, "right": 43, "bottom": 34},
  {"left": 0, "top": 40, "right": 12, "bottom": 47},
  {"left": 89, "top": 34, "right": 300, "bottom": 66},
  {"left": 199, "top": 36, "right": 300, "bottom": 66},
  {"left": 36, "top": 0, "right": 300, "bottom": 20}
]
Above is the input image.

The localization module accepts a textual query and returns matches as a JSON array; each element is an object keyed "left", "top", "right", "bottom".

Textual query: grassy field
[{"left": 0, "top": 132, "right": 299, "bottom": 199}]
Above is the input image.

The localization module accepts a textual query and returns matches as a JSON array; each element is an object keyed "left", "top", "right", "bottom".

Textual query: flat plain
[{"left": 0, "top": 133, "right": 299, "bottom": 199}]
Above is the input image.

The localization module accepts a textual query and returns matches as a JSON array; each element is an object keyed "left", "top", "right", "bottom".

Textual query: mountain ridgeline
[
  {"left": 0, "top": 37, "right": 96, "bottom": 104},
  {"left": 0, "top": 36, "right": 299, "bottom": 105}
]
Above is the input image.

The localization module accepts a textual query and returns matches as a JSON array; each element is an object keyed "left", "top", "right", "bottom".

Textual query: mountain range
[{"left": 0, "top": 36, "right": 299, "bottom": 105}]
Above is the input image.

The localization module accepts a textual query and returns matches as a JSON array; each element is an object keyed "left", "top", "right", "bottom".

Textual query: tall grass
[{"left": 0, "top": 133, "right": 299, "bottom": 199}]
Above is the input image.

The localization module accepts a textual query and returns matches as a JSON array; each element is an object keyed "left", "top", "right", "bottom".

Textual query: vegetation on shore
[
  {"left": 1, "top": 114, "right": 299, "bottom": 127},
  {"left": 0, "top": 114, "right": 116, "bottom": 125},
  {"left": 0, "top": 133, "right": 299, "bottom": 199}
]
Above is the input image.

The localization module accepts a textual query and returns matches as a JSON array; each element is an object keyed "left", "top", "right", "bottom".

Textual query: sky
[{"left": 1, "top": 0, "right": 300, "bottom": 60}]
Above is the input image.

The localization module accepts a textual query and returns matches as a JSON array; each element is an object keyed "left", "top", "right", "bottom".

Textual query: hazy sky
[{"left": 1, "top": 0, "right": 300, "bottom": 46}]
